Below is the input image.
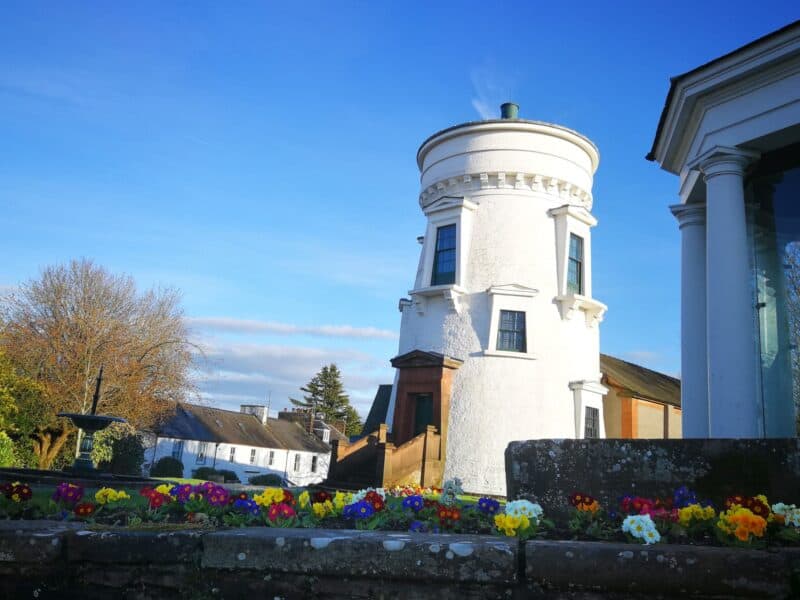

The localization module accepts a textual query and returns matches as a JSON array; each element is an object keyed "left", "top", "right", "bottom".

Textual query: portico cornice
[{"left": 419, "top": 172, "right": 593, "bottom": 210}]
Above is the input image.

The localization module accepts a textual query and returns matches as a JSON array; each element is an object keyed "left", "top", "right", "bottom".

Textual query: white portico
[
  {"left": 389, "top": 104, "right": 607, "bottom": 494},
  {"left": 651, "top": 21, "right": 800, "bottom": 438}
]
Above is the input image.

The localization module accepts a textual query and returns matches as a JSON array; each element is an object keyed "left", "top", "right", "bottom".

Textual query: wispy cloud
[
  {"left": 0, "top": 69, "right": 95, "bottom": 107},
  {"left": 187, "top": 317, "right": 398, "bottom": 340},
  {"left": 622, "top": 350, "right": 661, "bottom": 365},
  {"left": 470, "top": 62, "right": 515, "bottom": 120},
  {"left": 192, "top": 339, "right": 391, "bottom": 417}
]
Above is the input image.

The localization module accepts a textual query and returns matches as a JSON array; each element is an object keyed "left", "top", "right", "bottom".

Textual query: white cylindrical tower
[{"left": 393, "top": 104, "right": 607, "bottom": 495}]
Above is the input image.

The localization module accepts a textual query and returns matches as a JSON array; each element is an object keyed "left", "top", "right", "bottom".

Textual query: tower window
[
  {"left": 496, "top": 310, "right": 526, "bottom": 352},
  {"left": 431, "top": 224, "right": 456, "bottom": 285},
  {"left": 584, "top": 406, "right": 599, "bottom": 438},
  {"left": 568, "top": 234, "right": 584, "bottom": 295}
]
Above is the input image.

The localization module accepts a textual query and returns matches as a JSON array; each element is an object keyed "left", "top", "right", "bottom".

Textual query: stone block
[
  {"left": 525, "top": 539, "right": 800, "bottom": 597},
  {"left": 0, "top": 520, "right": 78, "bottom": 563},
  {"left": 66, "top": 528, "right": 203, "bottom": 564},
  {"left": 506, "top": 438, "right": 800, "bottom": 520},
  {"left": 202, "top": 527, "right": 517, "bottom": 584}
]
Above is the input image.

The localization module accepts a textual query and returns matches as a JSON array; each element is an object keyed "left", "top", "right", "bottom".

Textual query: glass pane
[
  {"left": 569, "top": 234, "right": 584, "bottom": 260},
  {"left": 750, "top": 161, "right": 800, "bottom": 436},
  {"left": 432, "top": 225, "right": 457, "bottom": 285}
]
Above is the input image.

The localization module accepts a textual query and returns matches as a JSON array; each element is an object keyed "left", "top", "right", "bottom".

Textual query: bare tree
[{"left": 0, "top": 259, "right": 196, "bottom": 468}]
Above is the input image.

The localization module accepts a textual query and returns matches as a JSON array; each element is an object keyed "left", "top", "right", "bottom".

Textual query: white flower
[
  {"left": 351, "top": 487, "right": 386, "bottom": 503},
  {"left": 622, "top": 514, "right": 659, "bottom": 544},
  {"left": 505, "top": 500, "right": 543, "bottom": 524},
  {"left": 773, "top": 503, "right": 800, "bottom": 527}
]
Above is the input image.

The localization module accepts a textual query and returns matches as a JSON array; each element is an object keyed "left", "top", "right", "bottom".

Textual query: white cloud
[
  {"left": 186, "top": 316, "right": 398, "bottom": 340},
  {"left": 470, "top": 62, "right": 515, "bottom": 120}
]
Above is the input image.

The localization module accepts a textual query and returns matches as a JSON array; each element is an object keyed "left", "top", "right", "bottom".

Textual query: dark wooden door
[{"left": 413, "top": 393, "right": 434, "bottom": 436}]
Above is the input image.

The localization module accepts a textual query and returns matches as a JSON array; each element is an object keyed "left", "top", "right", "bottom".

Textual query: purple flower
[
  {"left": 206, "top": 485, "right": 230, "bottom": 507},
  {"left": 402, "top": 495, "right": 424, "bottom": 512},
  {"left": 673, "top": 486, "right": 697, "bottom": 509},
  {"left": 171, "top": 484, "right": 194, "bottom": 503},
  {"left": 477, "top": 497, "right": 500, "bottom": 515},
  {"left": 52, "top": 482, "right": 84, "bottom": 506}
]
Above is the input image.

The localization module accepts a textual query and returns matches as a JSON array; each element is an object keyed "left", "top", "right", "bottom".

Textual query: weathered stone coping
[{"left": 1, "top": 521, "right": 798, "bottom": 598}]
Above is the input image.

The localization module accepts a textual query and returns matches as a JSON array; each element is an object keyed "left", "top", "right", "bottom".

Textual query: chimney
[{"left": 500, "top": 102, "right": 519, "bottom": 119}]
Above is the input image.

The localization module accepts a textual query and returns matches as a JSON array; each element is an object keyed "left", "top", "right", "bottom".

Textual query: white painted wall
[
  {"left": 398, "top": 118, "right": 605, "bottom": 495},
  {"left": 149, "top": 437, "right": 330, "bottom": 486}
]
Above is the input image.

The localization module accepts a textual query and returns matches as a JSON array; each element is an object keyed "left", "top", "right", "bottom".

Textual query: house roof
[
  {"left": 361, "top": 384, "right": 392, "bottom": 436},
  {"left": 157, "top": 403, "right": 330, "bottom": 453},
  {"left": 600, "top": 354, "right": 681, "bottom": 408}
]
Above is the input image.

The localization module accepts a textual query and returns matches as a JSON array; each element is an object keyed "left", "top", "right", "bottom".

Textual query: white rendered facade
[
  {"left": 651, "top": 22, "right": 800, "bottom": 438},
  {"left": 392, "top": 114, "right": 607, "bottom": 495},
  {"left": 148, "top": 437, "right": 330, "bottom": 486}
]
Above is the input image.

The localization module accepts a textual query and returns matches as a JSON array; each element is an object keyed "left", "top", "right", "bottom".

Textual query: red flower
[
  {"left": 282, "top": 490, "right": 295, "bottom": 505},
  {"left": 148, "top": 492, "right": 169, "bottom": 509},
  {"left": 74, "top": 502, "right": 96, "bottom": 517},
  {"left": 268, "top": 502, "right": 296, "bottom": 522},
  {"left": 313, "top": 491, "right": 332, "bottom": 504}
]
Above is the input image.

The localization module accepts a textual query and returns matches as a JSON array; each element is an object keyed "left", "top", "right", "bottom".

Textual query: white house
[
  {"left": 388, "top": 103, "right": 608, "bottom": 495},
  {"left": 648, "top": 20, "right": 800, "bottom": 438},
  {"left": 148, "top": 403, "right": 333, "bottom": 486}
]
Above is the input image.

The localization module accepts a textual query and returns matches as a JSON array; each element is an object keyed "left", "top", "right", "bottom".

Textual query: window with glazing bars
[
  {"left": 584, "top": 406, "right": 599, "bottom": 438},
  {"left": 431, "top": 224, "right": 456, "bottom": 285},
  {"left": 268, "top": 450, "right": 274, "bottom": 466},
  {"left": 229, "top": 447, "right": 236, "bottom": 463},
  {"left": 196, "top": 442, "right": 207, "bottom": 464},
  {"left": 171, "top": 440, "right": 183, "bottom": 460},
  {"left": 568, "top": 234, "right": 584, "bottom": 295},
  {"left": 496, "top": 310, "right": 526, "bottom": 352},
  {"left": 293, "top": 454, "right": 301, "bottom": 471},
  {"left": 311, "top": 455, "right": 318, "bottom": 473},
  {"left": 249, "top": 448, "right": 256, "bottom": 464}
]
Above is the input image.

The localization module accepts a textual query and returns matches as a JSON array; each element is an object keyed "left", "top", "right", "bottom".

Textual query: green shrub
[
  {"left": 91, "top": 423, "right": 145, "bottom": 475},
  {"left": 150, "top": 456, "right": 184, "bottom": 477},
  {"left": 0, "top": 431, "right": 17, "bottom": 467},
  {"left": 248, "top": 473, "right": 283, "bottom": 486},
  {"left": 192, "top": 467, "right": 240, "bottom": 483}
]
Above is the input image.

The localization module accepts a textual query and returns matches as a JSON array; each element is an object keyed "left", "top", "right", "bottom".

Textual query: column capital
[
  {"left": 687, "top": 145, "right": 760, "bottom": 181},
  {"left": 670, "top": 203, "right": 706, "bottom": 229}
]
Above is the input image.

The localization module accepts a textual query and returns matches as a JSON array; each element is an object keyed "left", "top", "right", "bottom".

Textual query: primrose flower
[
  {"left": 233, "top": 498, "right": 260, "bottom": 516},
  {"left": 409, "top": 520, "right": 426, "bottom": 533},
  {"left": 3, "top": 482, "right": 33, "bottom": 503},
  {"left": 206, "top": 485, "right": 230, "bottom": 507},
  {"left": 477, "top": 497, "right": 501, "bottom": 515},
  {"left": 343, "top": 500, "right": 375, "bottom": 519},
  {"left": 267, "top": 502, "right": 296, "bottom": 522},
  {"left": 313, "top": 490, "right": 332, "bottom": 504},
  {"left": 505, "top": 499, "right": 543, "bottom": 524},
  {"left": 333, "top": 491, "right": 353, "bottom": 511},
  {"left": 253, "top": 487, "right": 285, "bottom": 507},
  {"left": 494, "top": 513, "right": 530, "bottom": 537},
  {"left": 717, "top": 506, "right": 767, "bottom": 542},
  {"left": 772, "top": 503, "right": 800, "bottom": 527},
  {"left": 402, "top": 495, "right": 424, "bottom": 512},
  {"left": 155, "top": 484, "right": 173, "bottom": 496},
  {"left": 74, "top": 502, "right": 96, "bottom": 518},
  {"left": 298, "top": 491, "right": 310, "bottom": 509},
  {"left": 622, "top": 514, "right": 660, "bottom": 545},
  {"left": 569, "top": 492, "right": 600, "bottom": 513},
  {"left": 170, "top": 484, "right": 194, "bottom": 503},
  {"left": 94, "top": 487, "right": 130, "bottom": 505},
  {"left": 352, "top": 487, "right": 386, "bottom": 504},
  {"left": 53, "top": 482, "right": 84, "bottom": 506},
  {"left": 311, "top": 500, "right": 334, "bottom": 519},
  {"left": 677, "top": 503, "right": 716, "bottom": 527}
]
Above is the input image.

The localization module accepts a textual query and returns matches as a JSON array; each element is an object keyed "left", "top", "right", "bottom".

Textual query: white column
[
  {"left": 670, "top": 203, "right": 708, "bottom": 437},
  {"left": 690, "top": 146, "right": 761, "bottom": 438}
]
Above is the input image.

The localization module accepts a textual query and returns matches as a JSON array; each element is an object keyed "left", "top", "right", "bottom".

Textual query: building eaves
[{"left": 647, "top": 19, "right": 800, "bottom": 163}]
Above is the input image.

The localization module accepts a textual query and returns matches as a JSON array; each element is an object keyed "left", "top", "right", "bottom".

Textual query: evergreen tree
[{"left": 290, "top": 364, "right": 363, "bottom": 436}]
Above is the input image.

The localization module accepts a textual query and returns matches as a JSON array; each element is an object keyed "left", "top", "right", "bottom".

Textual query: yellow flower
[
  {"left": 333, "top": 491, "right": 352, "bottom": 511},
  {"left": 95, "top": 487, "right": 130, "bottom": 505},
  {"left": 253, "top": 487, "right": 286, "bottom": 507},
  {"left": 298, "top": 491, "right": 310, "bottom": 509},
  {"left": 155, "top": 484, "right": 173, "bottom": 495},
  {"left": 311, "top": 500, "right": 334, "bottom": 518}
]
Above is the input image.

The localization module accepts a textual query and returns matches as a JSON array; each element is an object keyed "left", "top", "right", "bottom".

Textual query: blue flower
[
  {"left": 477, "top": 497, "right": 500, "bottom": 515},
  {"left": 343, "top": 500, "right": 374, "bottom": 519},
  {"left": 409, "top": 520, "right": 426, "bottom": 532},
  {"left": 402, "top": 495, "right": 424, "bottom": 512},
  {"left": 233, "top": 498, "right": 260, "bottom": 515},
  {"left": 673, "top": 486, "right": 698, "bottom": 509}
]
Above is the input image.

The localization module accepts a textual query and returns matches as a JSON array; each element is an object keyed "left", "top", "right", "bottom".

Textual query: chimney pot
[{"left": 500, "top": 102, "right": 519, "bottom": 119}]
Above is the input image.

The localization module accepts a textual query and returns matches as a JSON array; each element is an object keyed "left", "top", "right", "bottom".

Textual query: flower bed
[{"left": 2, "top": 478, "right": 799, "bottom": 549}]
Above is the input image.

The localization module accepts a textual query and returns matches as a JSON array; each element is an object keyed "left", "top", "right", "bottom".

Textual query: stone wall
[
  {"left": 505, "top": 438, "right": 800, "bottom": 522},
  {"left": 1, "top": 520, "right": 798, "bottom": 599}
]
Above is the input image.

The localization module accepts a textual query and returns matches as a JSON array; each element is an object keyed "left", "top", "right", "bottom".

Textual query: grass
[{"left": 153, "top": 477, "right": 207, "bottom": 485}]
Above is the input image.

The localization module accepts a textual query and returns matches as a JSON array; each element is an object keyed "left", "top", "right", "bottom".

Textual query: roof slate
[
  {"left": 600, "top": 354, "right": 681, "bottom": 407},
  {"left": 157, "top": 403, "right": 331, "bottom": 453}
]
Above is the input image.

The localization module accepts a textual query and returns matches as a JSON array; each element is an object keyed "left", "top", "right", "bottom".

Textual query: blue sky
[{"left": 1, "top": 2, "right": 797, "bottom": 418}]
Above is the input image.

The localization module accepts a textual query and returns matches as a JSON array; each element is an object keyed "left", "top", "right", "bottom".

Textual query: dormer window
[
  {"left": 568, "top": 234, "right": 584, "bottom": 295},
  {"left": 431, "top": 224, "right": 456, "bottom": 285}
]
